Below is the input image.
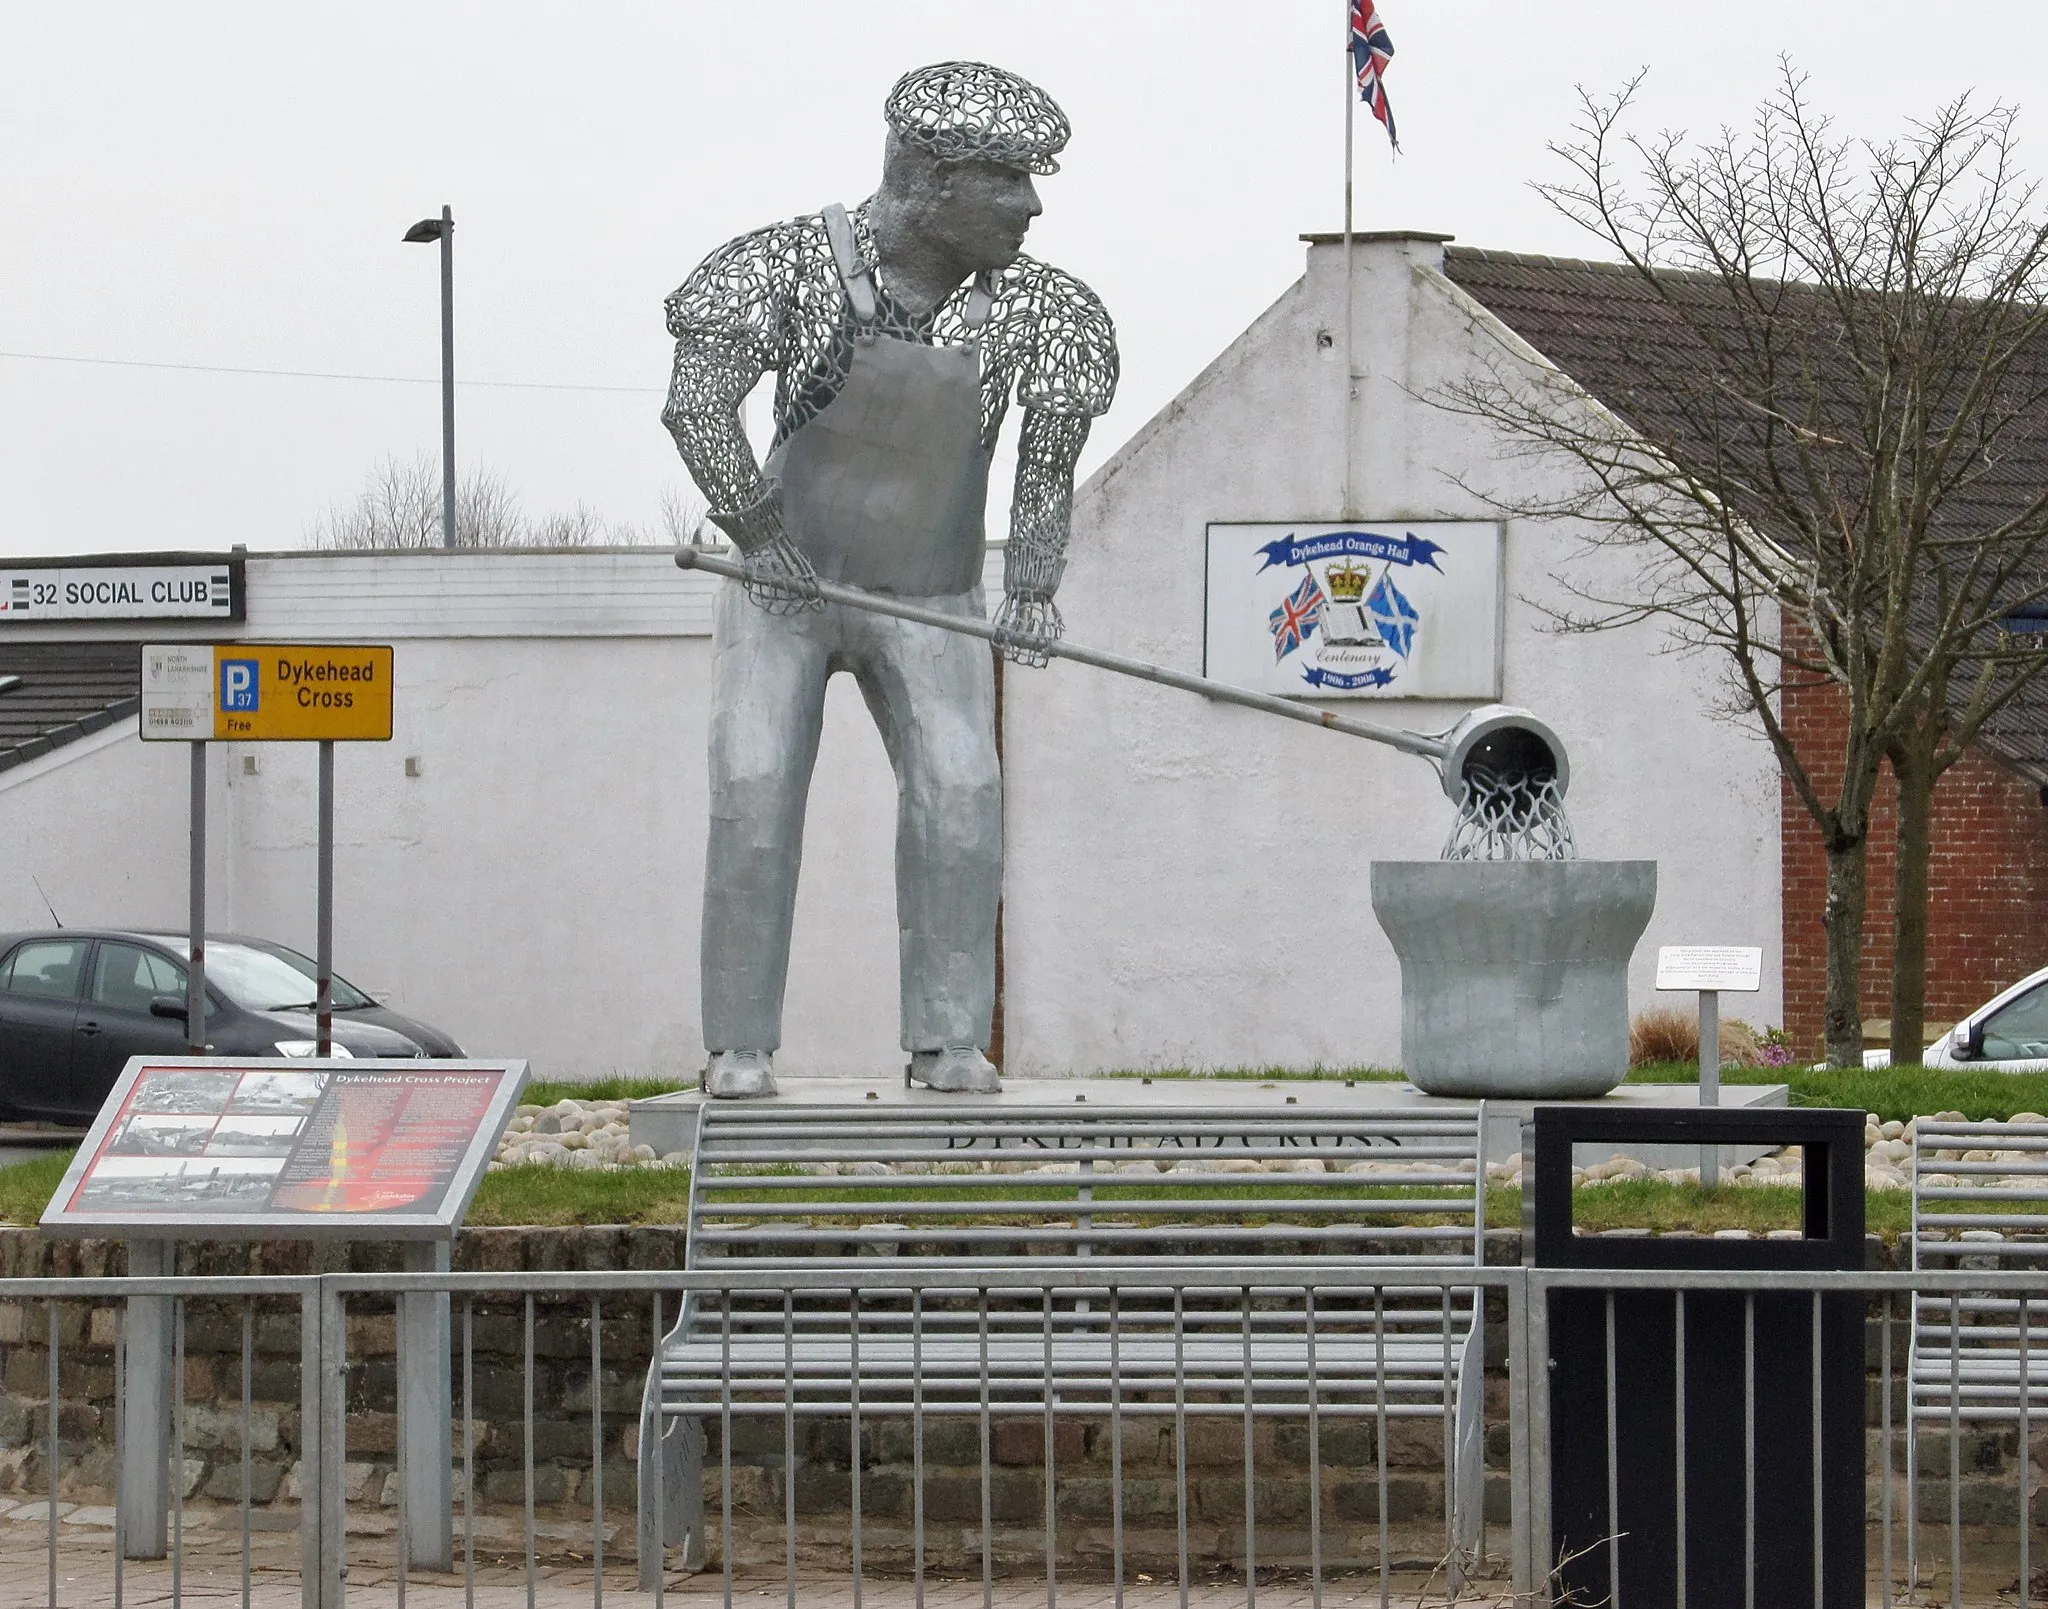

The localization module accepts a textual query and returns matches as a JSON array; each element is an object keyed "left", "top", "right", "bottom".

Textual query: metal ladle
[{"left": 674, "top": 545, "right": 1569, "bottom": 809}]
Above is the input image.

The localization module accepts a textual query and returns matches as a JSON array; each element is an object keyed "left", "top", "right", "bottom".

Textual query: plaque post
[
  {"left": 1698, "top": 986, "right": 1721, "bottom": 1185},
  {"left": 315, "top": 740, "right": 334, "bottom": 1057},
  {"left": 399, "top": 1239, "right": 454, "bottom": 1569},
  {"left": 300, "top": 1276, "right": 348, "bottom": 1609},
  {"left": 187, "top": 743, "right": 207, "bottom": 1054},
  {"left": 1654, "top": 945, "right": 1764, "bottom": 1190},
  {"left": 120, "top": 1238, "right": 175, "bottom": 1559}
]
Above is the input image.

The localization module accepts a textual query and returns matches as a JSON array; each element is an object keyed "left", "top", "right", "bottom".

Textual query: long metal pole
[
  {"left": 187, "top": 741, "right": 206, "bottom": 1054},
  {"left": 1341, "top": 0, "right": 1358, "bottom": 521},
  {"left": 1699, "top": 987, "right": 1721, "bottom": 1187},
  {"left": 440, "top": 205, "right": 456, "bottom": 549},
  {"left": 673, "top": 546, "right": 1445, "bottom": 761},
  {"left": 316, "top": 739, "right": 334, "bottom": 1055}
]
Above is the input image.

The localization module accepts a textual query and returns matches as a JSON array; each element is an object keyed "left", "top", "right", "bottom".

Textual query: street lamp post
[{"left": 403, "top": 206, "right": 456, "bottom": 548}]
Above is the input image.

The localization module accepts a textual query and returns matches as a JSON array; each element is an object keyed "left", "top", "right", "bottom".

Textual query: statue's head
[{"left": 879, "top": 62, "right": 1069, "bottom": 273}]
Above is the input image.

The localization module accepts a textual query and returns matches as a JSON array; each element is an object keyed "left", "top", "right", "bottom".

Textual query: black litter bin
[{"left": 1530, "top": 1105, "right": 1865, "bottom": 1609}]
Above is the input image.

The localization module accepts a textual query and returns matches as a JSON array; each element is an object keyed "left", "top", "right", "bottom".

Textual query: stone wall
[
  {"left": 0, "top": 1226, "right": 685, "bottom": 1555},
  {"left": 2, "top": 1226, "right": 2030, "bottom": 1573}
]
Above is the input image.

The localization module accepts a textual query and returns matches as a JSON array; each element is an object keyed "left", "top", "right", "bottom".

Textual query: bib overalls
[{"left": 700, "top": 208, "right": 1003, "bottom": 1059}]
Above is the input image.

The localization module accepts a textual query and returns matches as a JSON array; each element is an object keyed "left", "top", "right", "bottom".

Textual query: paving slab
[{"left": 630, "top": 1076, "right": 1787, "bottom": 1168}]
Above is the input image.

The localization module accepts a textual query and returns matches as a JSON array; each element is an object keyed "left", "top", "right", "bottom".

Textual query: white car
[{"left": 1859, "top": 963, "right": 2048, "bottom": 1071}]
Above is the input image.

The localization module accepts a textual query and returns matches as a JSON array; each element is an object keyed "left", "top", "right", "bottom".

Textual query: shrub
[
  {"left": 1629, "top": 1008, "right": 1761, "bottom": 1068},
  {"left": 1631, "top": 1007, "right": 1696, "bottom": 1067},
  {"left": 1755, "top": 1025, "right": 1798, "bottom": 1067}
]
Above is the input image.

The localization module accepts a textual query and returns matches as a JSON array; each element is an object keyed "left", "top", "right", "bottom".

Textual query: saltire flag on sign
[
  {"left": 1365, "top": 572, "right": 1420, "bottom": 659},
  {"left": 1351, "top": 0, "right": 1397, "bottom": 151},
  {"left": 1269, "top": 571, "right": 1327, "bottom": 662}
]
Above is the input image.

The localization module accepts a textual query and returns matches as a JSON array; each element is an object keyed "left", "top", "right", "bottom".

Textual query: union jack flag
[
  {"left": 1269, "top": 572, "right": 1326, "bottom": 662},
  {"left": 1351, "top": 0, "right": 1398, "bottom": 151}
]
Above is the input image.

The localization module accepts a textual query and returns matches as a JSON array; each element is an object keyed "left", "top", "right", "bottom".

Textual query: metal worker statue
[{"left": 663, "top": 63, "right": 1118, "bottom": 1097}]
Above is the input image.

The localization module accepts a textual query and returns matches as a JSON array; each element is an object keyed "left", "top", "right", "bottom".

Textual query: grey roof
[
  {"left": 0, "top": 643, "right": 141, "bottom": 774},
  {"left": 1442, "top": 245, "right": 2048, "bottom": 786}
]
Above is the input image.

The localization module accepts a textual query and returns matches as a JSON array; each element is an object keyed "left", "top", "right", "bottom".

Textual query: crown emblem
[{"left": 1325, "top": 560, "right": 1369, "bottom": 602}]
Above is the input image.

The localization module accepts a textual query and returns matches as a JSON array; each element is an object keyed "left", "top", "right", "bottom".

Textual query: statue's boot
[
  {"left": 704, "top": 1049, "right": 778, "bottom": 1099},
  {"left": 908, "top": 1046, "right": 1001, "bottom": 1093}
]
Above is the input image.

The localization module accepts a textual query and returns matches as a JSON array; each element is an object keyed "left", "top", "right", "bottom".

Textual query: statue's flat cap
[{"left": 884, "top": 61, "right": 1070, "bottom": 175}]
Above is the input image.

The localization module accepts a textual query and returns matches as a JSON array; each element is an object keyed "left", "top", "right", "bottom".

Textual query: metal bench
[
  {"left": 1910, "top": 1118, "right": 2048, "bottom": 1425},
  {"left": 637, "top": 1099, "right": 1490, "bottom": 1580},
  {"left": 1909, "top": 1115, "right": 2048, "bottom": 1583}
]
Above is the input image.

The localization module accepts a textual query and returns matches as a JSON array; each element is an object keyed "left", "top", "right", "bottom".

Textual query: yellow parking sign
[{"left": 141, "top": 643, "right": 394, "bottom": 741}]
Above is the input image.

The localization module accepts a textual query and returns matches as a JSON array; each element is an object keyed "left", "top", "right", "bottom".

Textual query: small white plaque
[
  {"left": 140, "top": 643, "right": 214, "bottom": 739},
  {"left": 1656, "top": 945, "right": 1764, "bottom": 993}
]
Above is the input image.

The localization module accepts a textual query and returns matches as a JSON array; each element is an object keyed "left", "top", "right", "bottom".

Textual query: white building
[{"left": 0, "top": 232, "right": 1782, "bottom": 1081}]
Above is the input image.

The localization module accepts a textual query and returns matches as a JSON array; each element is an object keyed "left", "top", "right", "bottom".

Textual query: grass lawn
[
  {"left": 521, "top": 1067, "right": 1408, "bottom": 1107},
  {"left": 0, "top": 1148, "right": 75, "bottom": 1228},
  {"left": 521, "top": 1076, "right": 686, "bottom": 1107},
  {"left": 7, "top": 1054, "right": 2015, "bottom": 1234},
  {"left": 1630, "top": 1059, "right": 2048, "bottom": 1122},
  {"left": 0, "top": 1148, "right": 1913, "bottom": 1238},
  {"left": 464, "top": 1162, "right": 696, "bottom": 1226}
]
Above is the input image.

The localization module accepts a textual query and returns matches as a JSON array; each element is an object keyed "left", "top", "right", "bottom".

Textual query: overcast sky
[{"left": 2, "top": 2, "right": 2043, "bottom": 559}]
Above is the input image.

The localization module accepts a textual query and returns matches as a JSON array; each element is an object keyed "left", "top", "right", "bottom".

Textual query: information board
[
  {"left": 1655, "top": 945, "right": 1765, "bottom": 993},
  {"left": 140, "top": 642, "right": 394, "bottom": 742},
  {"left": 41, "top": 1057, "right": 526, "bottom": 1239},
  {"left": 1, "top": 558, "right": 242, "bottom": 623},
  {"left": 1203, "top": 521, "right": 1503, "bottom": 699}
]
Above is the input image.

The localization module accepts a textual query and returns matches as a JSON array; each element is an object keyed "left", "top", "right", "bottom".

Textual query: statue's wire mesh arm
[
  {"left": 993, "top": 407, "right": 1092, "bottom": 665},
  {"left": 661, "top": 331, "right": 775, "bottom": 523}
]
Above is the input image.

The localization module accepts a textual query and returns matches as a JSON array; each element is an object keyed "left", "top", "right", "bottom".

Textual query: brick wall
[{"left": 1780, "top": 668, "right": 2048, "bottom": 1052}]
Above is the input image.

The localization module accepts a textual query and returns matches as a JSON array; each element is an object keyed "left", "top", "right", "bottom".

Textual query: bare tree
[
  {"left": 658, "top": 483, "right": 712, "bottom": 546},
  {"left": 1437, "top": 69, "right": 2048, "bottom": 1067},
  {"left": 527, "top": 502, "right": 617, "bottom": 547},
  {"left": 305, "top": 454, "right": 708, "bottom": 551},
  {"left": 304, "top": 453, "right": 524, "bottom": 549}
]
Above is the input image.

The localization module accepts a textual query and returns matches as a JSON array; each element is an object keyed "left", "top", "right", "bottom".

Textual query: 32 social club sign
[{"left": 1202, "top": 522, "right": 1502, "bottom": 699}]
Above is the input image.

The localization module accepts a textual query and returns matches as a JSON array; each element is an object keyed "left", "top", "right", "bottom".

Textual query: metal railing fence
[{"left": 10, "top": 1263, "right": 2048, "bottom": 1606}]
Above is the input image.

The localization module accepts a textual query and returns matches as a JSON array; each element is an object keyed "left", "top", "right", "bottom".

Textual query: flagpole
[{"left": 1341, "top": 0, "right": 1358, "bottom": 520}]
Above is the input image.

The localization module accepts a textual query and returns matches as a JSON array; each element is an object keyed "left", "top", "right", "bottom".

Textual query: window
[
  {"left": 1983, "top": 985, "right": 2048, "bottom": 1061},
  {"left": 91, "top": 943, "right": 186, "bottom": 1014},
  {"left": 1, "top": 939, "right": 88, "bottom": 1001},
  {"left": 154, "top": 939, "right": 371, "bottom": 1011}
]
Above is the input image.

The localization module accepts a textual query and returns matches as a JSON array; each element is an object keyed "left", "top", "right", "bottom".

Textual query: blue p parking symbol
[{"left": 220, "top": 658, "right": 259, "bottom": 712}]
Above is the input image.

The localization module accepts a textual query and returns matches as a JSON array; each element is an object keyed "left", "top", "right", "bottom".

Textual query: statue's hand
[
  {"left": 993, "top": 592, "right": 1062, "bottom": 668},
  {"left": 706, "top": 483, "right": 824, "bottom": 616},
  {"left": 740, "top": 533, "right": 824, "bottom": 616}
]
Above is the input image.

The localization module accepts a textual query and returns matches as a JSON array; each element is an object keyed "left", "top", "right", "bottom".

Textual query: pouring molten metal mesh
[{"left": 1437, "top": 717, "right": 1576, "bottom": 862}]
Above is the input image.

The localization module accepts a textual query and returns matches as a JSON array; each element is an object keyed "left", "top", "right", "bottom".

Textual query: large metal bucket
[{"left": 1370, "top": 860, "right": 1657, "bottom": 1098}]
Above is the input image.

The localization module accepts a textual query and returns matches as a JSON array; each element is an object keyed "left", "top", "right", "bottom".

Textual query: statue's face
[{"left": 925, "top": 158, "right": 1043, "bottom": 272}]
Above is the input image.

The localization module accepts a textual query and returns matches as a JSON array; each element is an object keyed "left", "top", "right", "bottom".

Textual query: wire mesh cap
[{"left": 884, "top": 61, "right": 1070, "bottom": 174}]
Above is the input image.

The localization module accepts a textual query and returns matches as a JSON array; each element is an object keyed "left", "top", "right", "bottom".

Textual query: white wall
[
  {"left": 999, "top": 234, "right": 1782, "bottom": 1074},
  {"left": 0, "top": 724, "right": 201, "bottom": 936},
  {"left": 0, "top": 553, "right": 910, "bottom": 1080},
  {"left": 0, "top": 237, "right": 1783, "bottom": 1080},
  {"left": 211, "top": 635, "right": 906, "bottom": 1077}
]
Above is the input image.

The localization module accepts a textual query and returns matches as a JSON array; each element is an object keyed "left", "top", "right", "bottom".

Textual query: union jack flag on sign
[
  {"left": 1351, "top": 0, "right": 1398, "bottom": 151},
  {"left": 1269, "top": 571, "right": 1326, "bottom": 662}
]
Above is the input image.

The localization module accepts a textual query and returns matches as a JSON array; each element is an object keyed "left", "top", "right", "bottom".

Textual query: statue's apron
[{"left": 761, "top": 203, "right": 993, "bottom": 597}]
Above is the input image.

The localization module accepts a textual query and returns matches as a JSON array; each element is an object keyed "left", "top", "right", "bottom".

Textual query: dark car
[{"left": 0, "top": 929, "right": 464, "bottom": 1122}]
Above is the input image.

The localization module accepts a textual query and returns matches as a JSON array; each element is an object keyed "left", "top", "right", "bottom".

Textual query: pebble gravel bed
[
  {"left": 1482, "top": 1109, "right": 2048, "bottom": 1194},
  {"left": 488, "top": 1099, "right": 686, "bottom": 1172},
  {"left": 494, "top": 1098, "right": 2048, "bottom": 1199}
]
